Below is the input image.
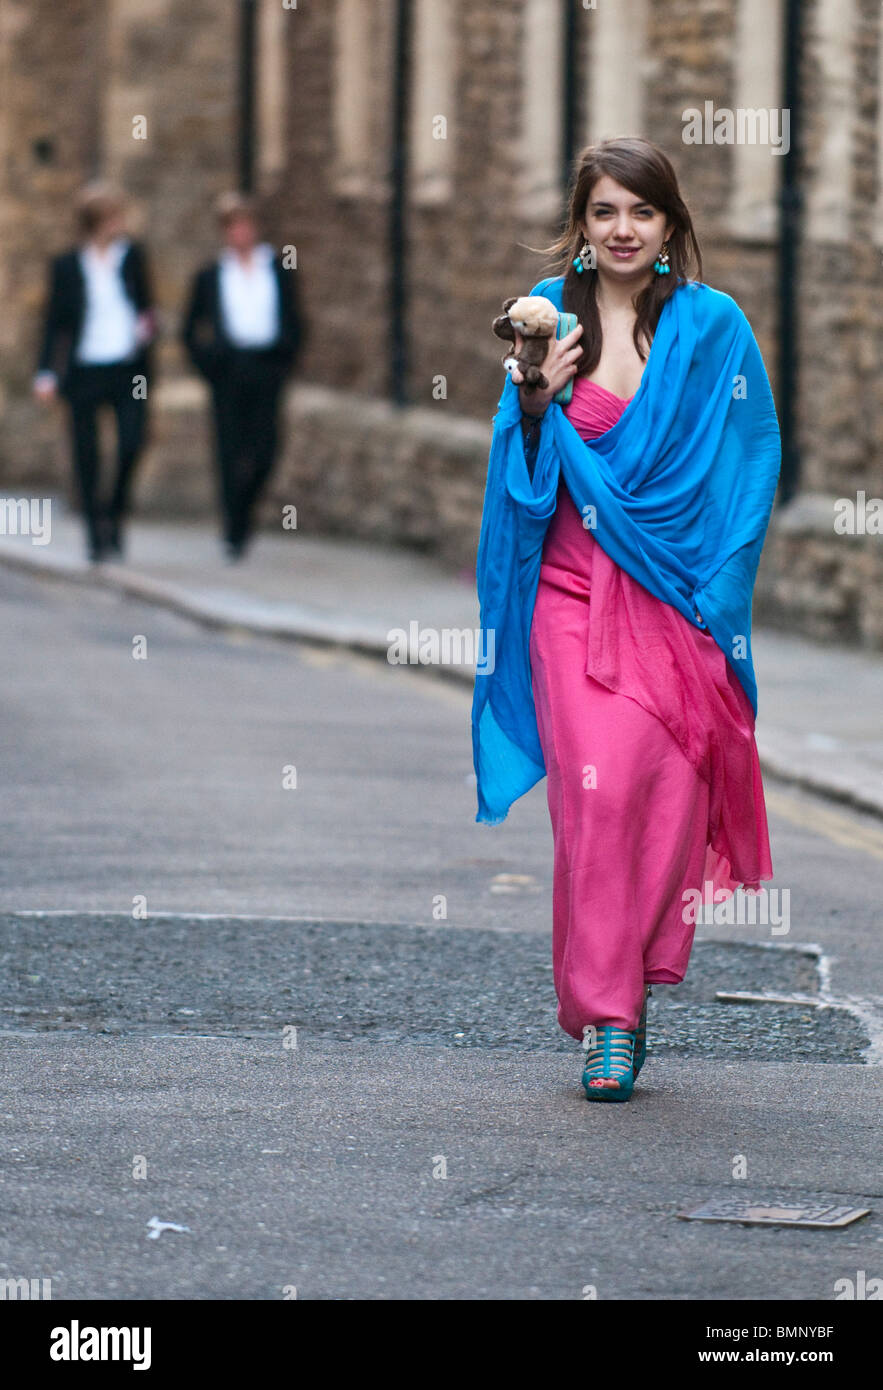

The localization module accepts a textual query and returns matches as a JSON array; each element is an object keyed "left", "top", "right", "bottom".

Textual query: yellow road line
[{"left": 764, "top": 787, "right": 883, "bottom": 861}]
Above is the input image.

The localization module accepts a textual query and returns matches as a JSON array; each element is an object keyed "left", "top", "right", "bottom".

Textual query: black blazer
[
  {"left": 36, "top": 240, "right": 154, "bottom": 393},
  {"left": 182, "top": 254, "right": 304, "bottom": 383}
]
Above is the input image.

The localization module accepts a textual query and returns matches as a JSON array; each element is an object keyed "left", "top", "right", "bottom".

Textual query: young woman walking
[{"left": 472, "top": 138, "right": 781, "bottom": 1102}]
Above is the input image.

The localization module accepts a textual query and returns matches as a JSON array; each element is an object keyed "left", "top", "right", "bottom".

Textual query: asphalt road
[{"left": 1, "top": 565, "right": 881, "bottom": 1299}]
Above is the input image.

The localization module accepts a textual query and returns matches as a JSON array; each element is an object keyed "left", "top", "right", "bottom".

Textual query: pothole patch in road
[{"left": 0, "top": 914, "right": 869, "bottom": 1061}]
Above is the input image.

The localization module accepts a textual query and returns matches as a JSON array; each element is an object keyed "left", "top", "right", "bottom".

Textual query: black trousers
[
  {"left": 65, "top": 361, "right": 148, "bottom": 554},
  {"left": 209, "top": 350, "right": 286, "bottom": 548}
]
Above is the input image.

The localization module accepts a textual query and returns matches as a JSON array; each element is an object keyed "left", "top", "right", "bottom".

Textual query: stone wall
[
  {"left": 272, "top": 1, "right": 396, "bottom": 400},
  {"left": 755, "top": 496, "right": 883, "bottom": 648},
  {"left": 122, "top": 379, "right": 488, "bottom": 569}
]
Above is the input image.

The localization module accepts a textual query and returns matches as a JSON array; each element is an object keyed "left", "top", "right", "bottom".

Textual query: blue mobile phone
[{"left": 553, "top": 312, "right": 579, "bottom": 405}]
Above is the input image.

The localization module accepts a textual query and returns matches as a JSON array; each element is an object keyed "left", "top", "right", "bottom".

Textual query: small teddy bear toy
[{"left": 492, "top": 294, "right": 560, "bottom": 393}]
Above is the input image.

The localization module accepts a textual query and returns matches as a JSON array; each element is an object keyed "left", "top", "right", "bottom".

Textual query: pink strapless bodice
[
  {"left": 543, "top": 378, "right": 632, "bottom": 565},
  {"left": 565, "top": 375, "right": 633, "bottom": 435}
]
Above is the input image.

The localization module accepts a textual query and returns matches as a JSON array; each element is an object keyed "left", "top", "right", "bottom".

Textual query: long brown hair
[{"left": 528, "top": 137, "right": 703, "bottom": 375}]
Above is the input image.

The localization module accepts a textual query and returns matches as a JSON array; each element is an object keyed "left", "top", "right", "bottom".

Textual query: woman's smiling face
[{"left": 581, "top": 174, "right": 673, "bottom": 283}]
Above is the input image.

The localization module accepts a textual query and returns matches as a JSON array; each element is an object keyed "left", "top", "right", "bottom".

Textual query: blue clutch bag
[{"left": 553, "top": 312, "right": 579, "bottom": 405}]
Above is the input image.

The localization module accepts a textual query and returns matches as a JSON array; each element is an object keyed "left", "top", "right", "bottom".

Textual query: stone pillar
[
  {"left": 99, "top": 0, "right": 239, "bottom": 359},
  {"left": 586, "top": 0, "right": 649, "bottom": 142}
]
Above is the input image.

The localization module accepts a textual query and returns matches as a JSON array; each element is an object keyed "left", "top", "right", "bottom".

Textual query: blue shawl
[{"left": 472, "top": 275, "right": 781, "bottom": 825}]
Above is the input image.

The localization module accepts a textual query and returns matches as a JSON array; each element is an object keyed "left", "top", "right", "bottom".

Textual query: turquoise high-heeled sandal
[
  {"left": 633, "top": 987, "right": 652, "bottom": 1081},
  {"left": 581, "top": 1025, "right": 636, "bottom": 1103}
]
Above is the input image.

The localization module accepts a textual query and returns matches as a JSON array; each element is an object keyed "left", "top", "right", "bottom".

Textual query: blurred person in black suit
[
  {"left": 33, "top": 182, "right": 156, "bottom": 562},
  {"left": 182, "top": 193, "right": 304, "bottom": 561}
]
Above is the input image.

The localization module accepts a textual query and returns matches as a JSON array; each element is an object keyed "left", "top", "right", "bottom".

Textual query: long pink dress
[{"left": 528, "top": 377, "right": 773, "bottom": 1039}]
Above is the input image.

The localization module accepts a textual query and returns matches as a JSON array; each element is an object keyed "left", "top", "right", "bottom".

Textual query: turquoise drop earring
[
  {"left": 653, "top": 240, "right": 671, "bottom": 275},
  {"left": 572, "top": 240, "right": 595, "bottom": 275}
]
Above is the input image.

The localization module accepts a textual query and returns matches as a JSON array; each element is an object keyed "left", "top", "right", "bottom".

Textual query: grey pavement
[
  {"left": 2, "top": 499, "right": 883, "bottom": 818},
  {"left": 1, "top": 1034, "right": 878, "bottom": 1301}
]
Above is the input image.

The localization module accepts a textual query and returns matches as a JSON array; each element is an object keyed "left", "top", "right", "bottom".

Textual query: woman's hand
[{"left": 511, "top": 320, "right": 583, "bottom": 414}]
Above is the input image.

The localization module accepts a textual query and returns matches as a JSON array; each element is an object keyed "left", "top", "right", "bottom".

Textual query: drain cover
[{"left": 679, "top": 1199, "right": 870, "bottom": 1228}]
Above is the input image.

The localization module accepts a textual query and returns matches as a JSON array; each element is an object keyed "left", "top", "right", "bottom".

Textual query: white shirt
[
  {"left": 76, "top": 238, "right": 139, "bottom": 364},
  {"left": 218, "top": 243, "right": 280, "bottom": 348}
]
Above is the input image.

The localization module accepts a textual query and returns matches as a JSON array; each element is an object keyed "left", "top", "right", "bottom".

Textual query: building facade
[{"left": 1, "top": 0, "right": 881, "bottom": 643}]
